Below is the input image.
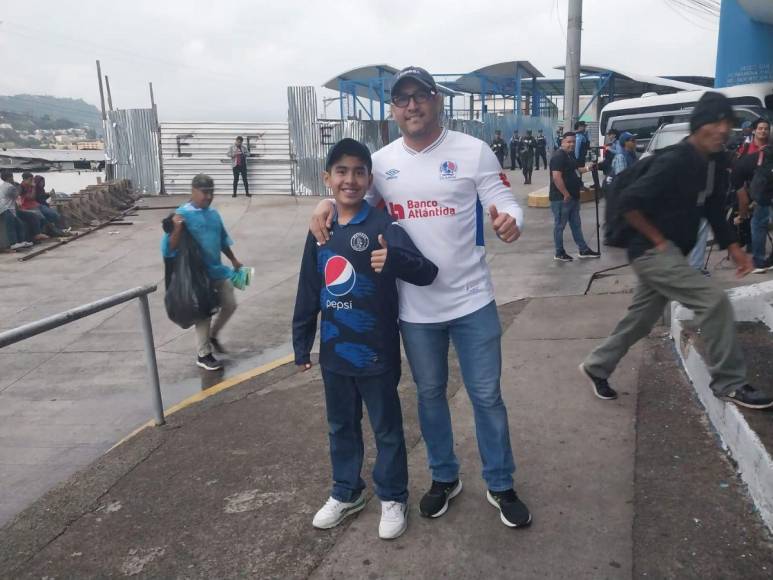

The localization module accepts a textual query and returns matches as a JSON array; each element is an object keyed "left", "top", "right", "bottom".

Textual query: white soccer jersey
[{"left": 367, "top": 128, "right": 524, "bottom": 323}]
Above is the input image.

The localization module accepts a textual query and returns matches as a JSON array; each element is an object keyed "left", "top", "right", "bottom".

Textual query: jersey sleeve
[
  {"left": 291, "top": 233, "right": 322, "bottom": 366},
  {"left": 474, "top": 143, "right": 525, "bottom": 229},
  {"left": 382, "top": 221, "right": 438, "bottom": 286},
  {"left": 160, "top": 233, "right": 178, "bottom": 258}
]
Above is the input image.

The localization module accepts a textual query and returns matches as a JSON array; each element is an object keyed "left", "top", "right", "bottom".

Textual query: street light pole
[{"left": 563, "top": 0, "right": 582, "bottom": 129}]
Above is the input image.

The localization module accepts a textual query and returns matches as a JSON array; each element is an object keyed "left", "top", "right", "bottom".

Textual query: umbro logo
[{"left": 385, "top": 168, "right": 400, "bottom": 180}]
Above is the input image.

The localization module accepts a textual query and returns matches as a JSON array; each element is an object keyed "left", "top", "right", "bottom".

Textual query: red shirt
[{"left": 19, "top": 182, "right": 39, "bottom": 210}]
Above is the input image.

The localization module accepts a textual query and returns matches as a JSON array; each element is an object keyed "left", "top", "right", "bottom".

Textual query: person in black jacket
[
  {"left": 509, "top": 131, "right": 521, "bottom": 169},
  {"left": 580, "top": 92, "right": 772, "bottom": 410},
  {"left": 535, "top": 129, "right": 548, "bottom": 170},
  {"left": 293, "top": 138, "right": 438, "bottom": 540},
  {"left": 490, "top": 130, "right": 507, "bottom": 168}
]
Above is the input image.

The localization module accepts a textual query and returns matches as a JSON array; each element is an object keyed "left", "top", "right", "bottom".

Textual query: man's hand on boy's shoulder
[{"left": 371, "top": 234, "right": 388, "bottom": 273}]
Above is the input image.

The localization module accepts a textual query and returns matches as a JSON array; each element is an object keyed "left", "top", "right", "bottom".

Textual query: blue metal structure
[{"left": 715, "top": 0, "right": 773, "bottom": 87}]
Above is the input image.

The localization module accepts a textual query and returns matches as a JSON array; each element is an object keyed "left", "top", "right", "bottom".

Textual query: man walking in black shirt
[
  {"left": 549, "top": 132, "right": 600, "bottom": 262},
  {"left": 580, "top": 92, "right": 772, "bottom": 410}
]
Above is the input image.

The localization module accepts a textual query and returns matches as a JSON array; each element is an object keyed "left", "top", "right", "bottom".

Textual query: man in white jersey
[{"left": 310, "top": 67, "right": 532, "bottom": 528}]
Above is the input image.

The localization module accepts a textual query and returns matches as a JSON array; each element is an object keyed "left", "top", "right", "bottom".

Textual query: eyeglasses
[{"left": 390, "top": 90, "right": 435, "bottom": 108}]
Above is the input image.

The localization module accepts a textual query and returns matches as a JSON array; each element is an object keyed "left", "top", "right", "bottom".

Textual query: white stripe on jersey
[{"left": 367, "top": 129, "right": 523, "bottom": 324}]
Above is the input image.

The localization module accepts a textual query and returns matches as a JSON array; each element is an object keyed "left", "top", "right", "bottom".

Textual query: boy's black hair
[
  {"left": 21, "top": 171, "right": 33, "bottom": 180},
  {"left": 562, "top": 131, "right": 577, "bottom": 140},
  {"left": 753, "top": 117, "right": 770, "bottom": 131},
  {"left": 325, "top": 138, "right": 372, "bottom": 173},
  {"left": 191, "top": 173, "right": 215, "bottom": 195},
  {"left": 0, "top": 169, "right": 13, "bottom": 182}
]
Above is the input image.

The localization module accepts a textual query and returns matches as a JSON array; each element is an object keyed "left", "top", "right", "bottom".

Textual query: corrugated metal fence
[
  {"left": 104, "top": 108, "right": 161, "bottom": 194},
  {"left": 160, "top": 122, "right": 292, "bottom": 195}
]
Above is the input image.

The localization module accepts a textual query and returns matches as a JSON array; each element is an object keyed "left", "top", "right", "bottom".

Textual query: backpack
[
  {"left": 750, "top": 149, "right": 773, "bottom": 206},
  {"left": 603, "top": 145, "right": 680, "bottom": 247}
]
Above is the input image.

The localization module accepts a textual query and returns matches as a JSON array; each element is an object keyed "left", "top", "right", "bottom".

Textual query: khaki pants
[
  {"left": 583, "top": 242, "right": 747, "bottom": 396},
  {"left": 195, "top": 279, "right": 237, "bottom": 357}
]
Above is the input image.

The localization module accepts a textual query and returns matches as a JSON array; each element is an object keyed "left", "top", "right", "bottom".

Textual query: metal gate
[
  {"left": 160, "top": 122, "right": 292, "bottom": 195},
  {"left": 104, "top": 109, "right": 161, "bottom": 195}
]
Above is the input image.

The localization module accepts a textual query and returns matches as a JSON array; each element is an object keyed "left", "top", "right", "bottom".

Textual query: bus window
[{"left": 608, "top": 117, "right": 663, "bottom": 141}]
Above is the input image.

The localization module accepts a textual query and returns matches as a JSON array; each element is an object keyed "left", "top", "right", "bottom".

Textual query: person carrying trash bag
[{"left": 161, "top": 173, "right": 244, "bottom": 371}]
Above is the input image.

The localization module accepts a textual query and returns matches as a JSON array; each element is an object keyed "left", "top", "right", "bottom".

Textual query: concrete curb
[
  {"left": 109, "top": 353, "right": 295, "bottom": 452},
  {"left": 670, "top": 280, "right": 773, "bottom": 533}
]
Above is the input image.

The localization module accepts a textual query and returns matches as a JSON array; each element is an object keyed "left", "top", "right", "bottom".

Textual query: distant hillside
[{"left": 0, "top": 95, "right": 102, "bottom": 130}]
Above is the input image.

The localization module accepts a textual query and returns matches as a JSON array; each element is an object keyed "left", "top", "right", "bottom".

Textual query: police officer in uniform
[
  {"left": 521, "top": 130, "right": 537, "bottom": 184},
  {"left": 509, "top": 130, "right": 521, "bottom": 169},
  {"left": 491, "top": 130, "right": 507, "bottom": 168},
  {"left": 535, "top": 129, "right": 548, "bottom": 170}
]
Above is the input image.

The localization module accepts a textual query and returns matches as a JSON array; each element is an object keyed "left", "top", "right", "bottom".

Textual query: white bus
[{"left": 598, "top": 82, "right": 773, "bottom": 151}]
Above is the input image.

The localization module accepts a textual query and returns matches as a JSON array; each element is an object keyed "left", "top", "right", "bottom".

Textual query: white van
[{"left": 599, "top": 82, "right": 773, "bottom": 151}]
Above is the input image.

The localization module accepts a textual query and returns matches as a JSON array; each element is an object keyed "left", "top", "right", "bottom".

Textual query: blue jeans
[
  {"left": 751, "top": 204, "right": 770, "bottom": 268},
  {"left": 400, "top": 301, "right": 515, "bottom": 492},
  {"left": 321, "top": 368, "right": 408, "bottom": 503},
  {"left": 551, "top": 198, "right": 590, "bottom": 255},
  {"left": 38, "top": 204, "right": 63, "bottom": 227},
  {"left": 2, "top": 210, "right": 26, "bottom": 245}
]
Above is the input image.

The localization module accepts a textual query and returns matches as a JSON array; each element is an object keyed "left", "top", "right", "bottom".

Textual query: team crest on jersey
[
  {"left": 350, "top": 232, "right": 370, "bottom": 252},
  {"left": 385, "top": 168, "right": 400, "bottom": 180},
  {"left": 439, "top": 160, "right": 457, "bottom": 180}
]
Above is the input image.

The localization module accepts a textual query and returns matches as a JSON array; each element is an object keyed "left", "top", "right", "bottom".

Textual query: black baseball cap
[
  {"left": 325, "top": 138, "right": 372, "bottom": 173},
  {"left": 391, "top": 66, "right": 437, "bottom": 94}
]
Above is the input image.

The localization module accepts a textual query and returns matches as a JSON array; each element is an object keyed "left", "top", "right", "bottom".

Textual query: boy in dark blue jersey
[{"left": 293, "top": 138, "right": 437, "bottom": 540}]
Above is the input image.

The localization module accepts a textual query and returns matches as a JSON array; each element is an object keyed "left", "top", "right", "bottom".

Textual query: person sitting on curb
[
  {"left": 161, "top": 174, "right": 243, "bottom": 371},
  {"left": 293, "top": 138, "right": 438, "bottom": 541},
  {"left": 0, "top": 169, "right": 33, "bottom": 250},
  {"left": 18, "top": 173, "right": 70, "bottom": 237}
]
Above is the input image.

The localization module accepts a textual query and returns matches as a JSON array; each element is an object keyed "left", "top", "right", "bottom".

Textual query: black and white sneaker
[
  {"left": 578, "top": 248, "right": 601, "bottom": 259},
  {"left": 419, "top": 479, "right": 463, "bottom": 518},
  {"left": 210, "top": 337, "right": 226, "bottom": 354},
  {"left": 196, "top": 353, "right": 224, "bottom": 371},
  {"left": 486, "top": 489, "right": 532, "bottom": 528},
  {"left": 719, "top": 385, "right": 773, "bottom": 409},
  {"left": 579, "top": 363, "right": 618, "bottom": 400},
  {"left": 554, "top": 252, "right": 574, "bottom": 262}
]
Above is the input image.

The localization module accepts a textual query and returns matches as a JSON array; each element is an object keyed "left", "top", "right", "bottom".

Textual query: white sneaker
[
  {"left": 378, "top": 501, "right": 408, "bottom": 540},
  {"left": 10, "top": 242, "right": 27, "bottom": 250},
  {"left": 312, "top": 495, "right": 366, "bottom": 529}
]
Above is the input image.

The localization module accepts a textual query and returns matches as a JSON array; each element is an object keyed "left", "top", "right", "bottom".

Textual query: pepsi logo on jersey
[{"left": 325, "top": 256, "right": 356, "bottom": 297}]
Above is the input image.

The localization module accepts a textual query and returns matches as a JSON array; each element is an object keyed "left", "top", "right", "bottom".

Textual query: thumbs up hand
[
  {"left": 489, "top": 205, "right": 521, "bottom": 243},
  {"left": 371, "top": 234, "right": 388, "bottom": 273}
]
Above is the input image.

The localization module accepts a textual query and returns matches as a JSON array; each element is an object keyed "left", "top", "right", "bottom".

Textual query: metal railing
[{"left": 0, "top": 284, "right": 165, "bottom": 425}]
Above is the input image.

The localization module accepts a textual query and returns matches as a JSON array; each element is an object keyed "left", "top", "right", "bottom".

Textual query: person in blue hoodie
[{"left": 292, "top": 138, "right": 437, "bottom": 541}]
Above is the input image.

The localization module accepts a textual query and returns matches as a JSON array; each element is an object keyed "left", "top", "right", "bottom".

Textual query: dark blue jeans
[
  {"left": 551, "top": 198, "right": 590, "bottom": 255},
  {"left": 15, "top": 209, "right": 42, "bottom": 239},
  {"left": 400, "top": 301, "right": 515, "bottom": 492},
  {"left": 2, "top": 210, "right": 26, "bottom": 245},
  {"left": 751, "top": 203, "right": 770, "bottom": 268},
  {"left": 321, "top": 368, "right": 408, "bottom": 503}
]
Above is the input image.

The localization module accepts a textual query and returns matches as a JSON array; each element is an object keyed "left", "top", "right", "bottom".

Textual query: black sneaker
[
  {"left": 579, "top": 364, "right": 618, "bottom": 400},
  {"left": 578, "top": 248, "right": 601, "bottom": 259},
  {"left": 419, "top": 479, "right": 463, "bottom": 518},
  {"left": 719, "top": 385, "right": 773, "bottom": 409},
  {"left": 486, "top": 489, "right": 532, "bottom": 528},
  {"left": 554, "top": 252, "right": 574, "bottom": 262},
  {"left": 210, "top": 337, "right": 226, "bottom": 354},
  {"left": 196, "top": 354, "right": 224, "bottom": 371}
]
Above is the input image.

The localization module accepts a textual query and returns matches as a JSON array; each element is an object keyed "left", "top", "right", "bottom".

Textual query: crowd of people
[
  {"left": 161, "top": 66, "right": 773, "bottom": 545},
  {"left": 1, "top": 170, "right": 71, "bottom": 251}
]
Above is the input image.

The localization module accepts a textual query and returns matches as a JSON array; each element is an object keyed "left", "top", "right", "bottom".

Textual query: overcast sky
[{"left": 0, "top": 0, "right": 720, "bottom": 122}]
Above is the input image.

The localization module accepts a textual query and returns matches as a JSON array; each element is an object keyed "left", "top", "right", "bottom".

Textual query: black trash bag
[{"left": 163, "top": 221, "right": 220, "bottom": 329}]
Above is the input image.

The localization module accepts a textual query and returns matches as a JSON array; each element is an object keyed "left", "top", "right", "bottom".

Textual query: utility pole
[
  {"left": 95, "top": 60, "right": 107, "bottom": 121},
  {"left": 105, "top": 75, "right": 114, "bottom": 111},
  {"left": 149, "top": 82, "right": 166, "bottom": 194},
  {"left": 563, "top": 0, "right": 582, "bottom": 129}
]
